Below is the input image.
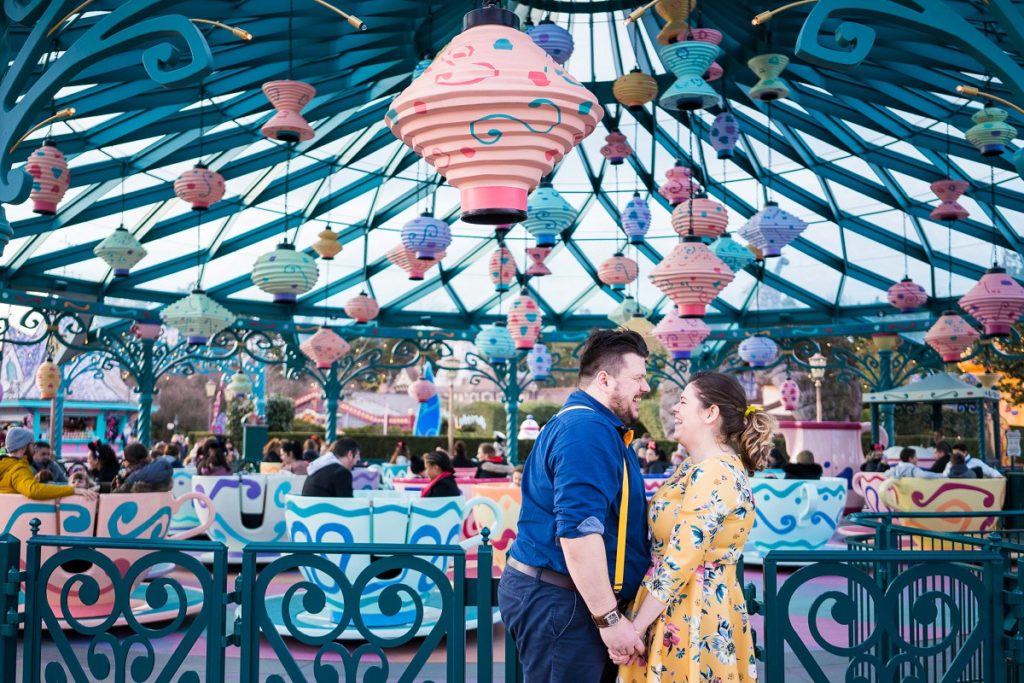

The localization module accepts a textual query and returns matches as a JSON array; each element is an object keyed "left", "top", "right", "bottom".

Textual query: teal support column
[
  {"left": 52, "top": 381, "right": 65, "bottom": 460},
  {"left": 94, "top": 410, "right": 106, "bottom": 442},
  {"left": 505, "top": 360, "right": 520, "bottom": 465},
  {"left": 994, "top": 399, "right": 1002, "bottom": 465},
  {"left": 324, "top": 363, "right": 341, "bottom": 444},
  {"left": 136, "top": 338, "right": 156, "bottom": 448},
  {"left": 253, "top": 363, "right": 267, "bottom": 419},
  {"left": 870, "top": 404, "right": 880, "bottom": 445},
  {"left": 877, "top": 349, "right": 895, "bottom": 446},
  {"left": 978, "top": 399, "right": 988, "bottom": 463}
]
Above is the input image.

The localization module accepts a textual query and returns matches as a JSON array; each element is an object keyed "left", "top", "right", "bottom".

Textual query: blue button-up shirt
[{"left": 510, "top": 390, "right": 650, "bottom": 600}]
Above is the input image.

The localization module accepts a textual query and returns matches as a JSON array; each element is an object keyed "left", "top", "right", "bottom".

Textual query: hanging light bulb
[
  {"left": 26, "top": 138, "right": 70, "bottom": 215},
  {"left": 252, "top": 242, "right": 319, "bottom": 303},
  {"left": 649, "top": 237, "right": 735, "bottom": 317},
  {"left": 489, "top": 245, "right": 517, "bottom": 292},
  {"left": 507, "top": 294, "right": 543, "bottom": 350},
  {"left": 747, "top": 54, "right": 791, "bottom": 101},
  {"left": 474, "top": 322, "right": 517, "bottom": 363},
  {"left": 94, "top": 227, "right": 147, "bottom": 276},
  {"left": 709, "top": 112, "right": 740, "bottom": 159},
  {"left": 345, "top": 291, "right": 380, "bottom": 323},
  {"left": 658, "top": 162, "right": 696, "bottom": 207},
  {"left": 523, "top": 182, "right": 576, "bottom": 247},
  {"left": 598, "top": 253, "right": 639, "bottom": 291},
  {"left": 653, "top": 309, "right": 710, "bottom": 359},
  {"left": 738, "top": 336, "right": 779, "bottom": 367},
  {"left": 385, "top": 3, "right": 601, "bottom": 225},
  {"left": 671, "top": 194, "right": 728, "bottom": 242},
  {"left": 958, "top": 266, "right": 1024, "bottom": 336},
  {"left": 160, "top": 290, "right": 236, "bottom": 345},
  {"left": 710, "top": 232, "right": 755, "bottom": 273},
  {"left": 738, "top": 202, "right": 807, "bottom": 257},
  {"left": 887, "top": 278, "right": 929, "bottom": 312},
  {"left": 400, "top": 212, "right": 452, "bottom": 260},
  {"left": 925, "top": 311, "right": 980, "bottom": 362},
  {"left": 613, "top": 67, "right": 658, "bottom": 110},
  {"left": 621, "top": 192, "right": 652, "bottom": 245},
  {"left": 301, "top": 327, "right": 351, "bottom": 369},
  {"left": 964, "top": 105, "right": 1017, "bottom": 157},
  {"left": 600, "top": 131, "right": 633, "bottom": 165}
]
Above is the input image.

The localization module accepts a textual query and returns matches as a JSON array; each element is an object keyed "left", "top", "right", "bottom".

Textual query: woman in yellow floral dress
[{"left": 617, "top": 372, "right": 776, "bottom": 683}]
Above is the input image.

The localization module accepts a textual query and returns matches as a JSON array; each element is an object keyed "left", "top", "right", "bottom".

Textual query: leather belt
[{"left": 507, "top": 557, "right": 576, "bottom": 591}]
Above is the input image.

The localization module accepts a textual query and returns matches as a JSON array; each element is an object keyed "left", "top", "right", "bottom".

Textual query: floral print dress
[{"left": 619, "top": 454, "right": 758, "bottom": 683}]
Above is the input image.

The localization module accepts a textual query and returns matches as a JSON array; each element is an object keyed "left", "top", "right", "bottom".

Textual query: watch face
[{"left": 605, "top": 610, "right": 622, "bottom": 625}]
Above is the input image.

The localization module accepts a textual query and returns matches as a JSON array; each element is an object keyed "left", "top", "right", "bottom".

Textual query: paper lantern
[
  {"left": 779, "top": 378, "right": 800, "bottom": 411},
  {"left": 301, "top": 327, "right": 351, "bottom": 369},
  {"left": 671, "top": 196, "right": 727, "bottom": 242},
  {"left": 659, "top": 39, "right": 721, "bottom": 111},
  {"left": 738, "top": 336, "right": 778, "bottom": 367},
  {"left": 526, "top": 19, "right": 574, "bottom": 65},
  {"left": 252, "top": 242, "right": 319, "bottom": 303},
  {"left": 600, "top": 131, "right": 632, "bottom": 165},
  {"left": 929, "top": 180, "right": 970, "bottom": 221},
  {"left": 401, "top": 212, "right": 452, "bottom": 260},
  {"left": 526, "top": 246, "right": 552, "bottom": 276},
  {"left": 710, "top": 232, "right": 755, "bottom": 273},
  {"left": 649, "top": 237, "right": 734, "bottom": 317},
  {"left": 0, "top": 206, "right": 12, "bottom": 257},
  {"left": 738, "top": 202, "right": 807, "bottom": 257},
  {"left": 25, "top": 138, "right": 70, "bottom": 215},
  {"left": 36, "top": 357, "right": 60, "bottom": 400},
  {"left": 94, "top": 227, "right": 147, "bottom": 276},
  {"left": 226, "top": 371, "right": 252, "bottom": 399},
  {"left": 489, "top": 245, "right": 517, "bottom": 291},
  {"left": 747, "top": 54, "right": 790, "bottom": 102},
  {"left": 261, "top": 80, "right": 316, "bottom": 142},
  {"left": 345, "top": 292, "right": 380, "bottom": 323},
  {"left": 653, "top": 310, "right": 710, "bottom": 360},
  {"left": 621, "top": 192, "right": 652, "bottom": 244},
  {"left": 686, "top": 27, "right": 721, "bottom": 45},
  {"left": 598, "top": 253, "right": 639, "bottom": 290},
  {"left": 518, "top": 414, "right": 541, "bottom": 440},
  {"left": 412, "top": 57, "right": 433, "bottom": 80},
  {"left": 965, "top": 106, "right": 1017, "bottom": 157},
  {"left": 658, "top": 163, "right": 696, "bottom": 206},
  {"left": 524, "top": 183, "right": 575, "bottom": 247},
  {"left": 654, "top": 0, "right": 697, "bottom": 45},
  {"left": 387, "top": 244, "right": 445, "bottom": 280},
  {"left": 174, "top": 163, "right": 225, "bottom": 210},
  {"left": 959, "top": 266, "right": 1024, "bottom": 336},
  {"left": 312, "top": 227, "right": 342, "bottom": 260},
  {"left": 131, "top": 322, "right": 162, "bottom": 341},
  {"left": 527, "top": 343, "right": 553, "bottom": 380},
  {"left": 709, "top": 112, "right": 740, "bottom": 159},
  {"left": 887, "top": 277, "right": 928, "bottom": 312},
  {"left": 507, "top": 294, "right": 543, "bottom": 349},
  {"left": 385, "top": 4, "right": 602, "bottom": 225},
  {"left": 408, "top": 377, "right": 438, "bottom": 403},
  {"left": 704, "top": 61, "right": 723, "bottom": 82},
  {"left": 475, "top": 322, "right": 517, "bottom": 363},
  {"left": 925, "top": 312, "right": 980, "bottom": 362},
  {"left": 613, "top": 68, "right": 658, "bottom": 110},
  {"left": 608, "top": 295, "right": 652, "bottom": 327},
  {"left": 160, "top": 290, "right": 236, "bottom": 345}
]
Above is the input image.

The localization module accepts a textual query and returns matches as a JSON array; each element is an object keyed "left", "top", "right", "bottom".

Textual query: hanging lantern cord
[{"left": 991, "top": 162, "right": 999, "bottom": 267}]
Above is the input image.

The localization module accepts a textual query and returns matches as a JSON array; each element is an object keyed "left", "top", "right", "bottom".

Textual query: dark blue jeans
[{"left": 498, "top": 565, "right": 615, "bottom": 682}]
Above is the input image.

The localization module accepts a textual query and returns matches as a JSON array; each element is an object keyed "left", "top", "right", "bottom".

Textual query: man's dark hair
[
  {"left": 952, "top": 442, "right": 969, "bottom": 453},
  {"left": 578, "top": 329, "right": 649, "bottom": 382},
  {"left": 34, "top": 440, "right": 50, "bottom": 449},
  {"left": 329, "top": 437, "right": 360, "bottom": 458},
  {"left": 899, "top": 447, "right": 916, "bottom": 462}
]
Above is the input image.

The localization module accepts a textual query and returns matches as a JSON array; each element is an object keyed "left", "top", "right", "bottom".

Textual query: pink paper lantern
[
  {"left": 387, "top": 244, "right": 445, "bottom": 280},
  {"left": 779, "top": 378, "right": 800, "bottom": 411},
  {"left": 174, "top": 163, "right": 226, "bottom": 210},
  {"left": 384, "top": 5, "right": 602, "bottom": 225},
  {"left": 925, "top": 312, "right": 980, "bottom": 362},
  {"left": 300, "top": 327, "right": 351, "bottom": 369},
  {"left": 930, "top": 179, "right": 970, "bottom": 222},
  {"left": 408, "top": 377, "right": 438, "bottom": 403},
  {"left": 653, "top": 310, "right": 710, "bottom": 359},
  {"left": 490, "top": 245, "right": 517, "bottom": 292},
  {"left": 704, "top": 62, "right": 723, "bottom": 82},
  {"left": 685, "top": 27, "right": 722, "bottom": 45},
  {"left": 526, "top": 246, "right": 552, "bottom": 276},
  {"left": 26, "top": 138, "right": 70, "bottom": 215},
  {"left": 598, "top": 253, "right": 639, "bottom": 290},
  {"left": 600, "top": 131, "right": 632, "bottom": 165},
  {"left": 959, "top": 266, "right": 1024, "bottom": 336},
  {"left": 507, "top": 294, "right": 543, "bottom": 350},
  {"left": 887, "top": 277, "right": 928, "bottom": 312},
  {"left": 658, "top": 163, "right": 696, "bottom": 206},
  {"left": 345, "top": 292, "right": 380, "bottom": 323},
  {"left": 671, "top": 196, "right": 728, "bottom": 241},
  {"left": 649, "top": 237, "right": 734, "bottom": 317},
  {"left": 261, "top": 80, "right": 316, "bottom": 142}
]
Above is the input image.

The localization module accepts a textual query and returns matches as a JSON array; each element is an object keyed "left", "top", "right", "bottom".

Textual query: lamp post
[
  {"left": 439, "top": 357, "right": 461, "bottom": 457},
  {"left": 205, "top": 378, "right": 217, "bottom": 431},
  {"left": 809, "top": 352, "right": 826, "bottom": 422}
]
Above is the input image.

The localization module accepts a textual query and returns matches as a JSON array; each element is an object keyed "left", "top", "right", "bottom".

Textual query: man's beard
[{"left": 609, "top": 392, "right": 638, "bottom": 425}]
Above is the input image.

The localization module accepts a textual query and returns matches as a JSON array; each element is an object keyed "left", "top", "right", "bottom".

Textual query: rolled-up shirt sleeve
[{"left": 552, "top": 422, "right": 620, "bottom": 539}]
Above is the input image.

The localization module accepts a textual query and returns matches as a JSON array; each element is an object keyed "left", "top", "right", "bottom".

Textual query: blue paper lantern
[
  {"left": 524, "top": 182, "right": 576, "bottom": 247},
  {"left": 621, "top": 192, "right": 652, "bottom": 245},
  {"left": 400, "top": 212, "right": 452, "bottom": 260},
  {"left": 710, "top": 232, "right": 755, "bottom": 273},
  {"left": 738, "top": 202, "right": 807, "bottom": 258},
  {"left": 527, "top": 19, "right": 574, "bottom": 65},
  {"left": 527, "top": 343, "right": 553, "bottom": 380},
  {"left": 709, "top": 112, "right": 740, "bottom": 159},
  {"left": 475, "top": 322, "right": 517, "bottom": 363},
  {"left": 738, "top": 336, "right": 778, "bottom": 367}
]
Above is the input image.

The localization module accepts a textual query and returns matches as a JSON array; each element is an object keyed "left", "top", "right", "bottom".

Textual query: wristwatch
[{"left": 591, "top": 607, "right": 624, "bottom": 628}]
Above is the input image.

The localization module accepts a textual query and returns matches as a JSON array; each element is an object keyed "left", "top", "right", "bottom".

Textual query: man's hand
[
  {"left": 599, "top": 617, "right": 644, "bottom": 660},
  {"left": 76, "top": 488, "right": 98, "bottom": 502}
]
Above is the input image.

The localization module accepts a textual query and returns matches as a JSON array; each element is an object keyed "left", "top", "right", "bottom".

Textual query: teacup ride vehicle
[
  {"left": 836, "top": 471, "right": 891, "bottom": 537},
  {"left": 0, "top": 488, "right": 212, "bottom": 628},
  {"left": 876, "top": 476, "right": 1007, "bottom": 549},
  {"left": 274, "top": 489, "right": 504, "bottom": 640},
  {"left": 170, "top": 467, "right": 201, "bottom": 535},
  {"left": 743, "top": 476, "right": 848, "bottom": 565},
  {"left": 192, "top": 472, "right": 306, "bottom": 563},
  {"left": 461, "top": 482, "right": 521, "bottom": 573}
]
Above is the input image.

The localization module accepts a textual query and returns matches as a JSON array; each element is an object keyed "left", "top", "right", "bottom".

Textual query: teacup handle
[
  {"left": 460, "top": 496, "right": 503, "bottom": 549},
  {"left": 796, "top": 483, "right": 819, "bottom": 524},
  {"left": 168, "top": 491, "right": 214, "bottom": 540},
  {"left": 878, "top": 479, "right": 898, "bottom": 511}
]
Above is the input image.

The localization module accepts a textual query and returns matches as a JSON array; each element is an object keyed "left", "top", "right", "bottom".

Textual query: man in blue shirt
[{"left": 499, "top": 329, "right": 651, "bottom": 682}]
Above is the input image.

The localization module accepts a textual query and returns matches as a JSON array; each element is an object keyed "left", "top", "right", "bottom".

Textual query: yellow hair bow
[{"left": 744, "top": 405, "right": 762, "bottom": 417}]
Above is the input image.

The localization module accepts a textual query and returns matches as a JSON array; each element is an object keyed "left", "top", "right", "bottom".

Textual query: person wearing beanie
[{"left": 0, "top": 428, "right": 96, "bottom": 501}]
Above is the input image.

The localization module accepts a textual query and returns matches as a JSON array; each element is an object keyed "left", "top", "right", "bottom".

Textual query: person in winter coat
[
  {"left": 111, "top": 443, "right": 173, "bottom": 493},
  {"left": 301, "top": 438, "right": 359, "bottom": 497},
  {"left": 475, "top": 443, "right": 513, "bottom": 479},
  {"left": 886, "top": 447, "right": 945, "bottom": 480},
  {"left": 0, "top": 428, "right": 96, "bottom": 501},
  {"left": 421, "top": 451, "right": 462, "bottom": 498}
]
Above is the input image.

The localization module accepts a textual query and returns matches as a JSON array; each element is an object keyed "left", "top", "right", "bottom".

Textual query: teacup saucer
[{"left": 21, "top": 582, "right": 205, "bottom": 630}]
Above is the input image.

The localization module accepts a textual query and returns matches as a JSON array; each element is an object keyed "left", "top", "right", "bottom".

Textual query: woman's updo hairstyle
[{"left": 688, "top": 372, "right": 777, "bottom": 472}]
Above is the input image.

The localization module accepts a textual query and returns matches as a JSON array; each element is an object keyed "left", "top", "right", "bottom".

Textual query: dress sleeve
[{"left": 642, "top": 458, "right": 743, "bottom": 604}]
